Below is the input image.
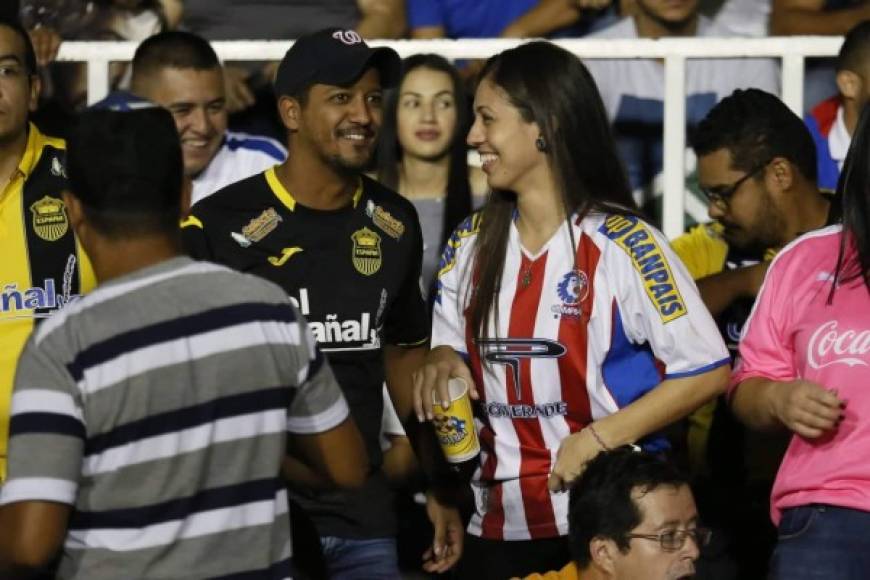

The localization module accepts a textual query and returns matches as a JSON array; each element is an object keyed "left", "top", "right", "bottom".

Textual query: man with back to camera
[
  {"left": 0, "top": 107, "right": 369, "bottom": 579},
  {"left": 525, "top": 447, "right": 708, "bottom": 580},
  {"left": 93, "top": 30, "right": 286, "bottom": 206},
  {"left": 182, "top": 28, "right": 464, "bottom": 578},
  {"left": 0, "top": 15, "right": 95, "bottom": 484}
]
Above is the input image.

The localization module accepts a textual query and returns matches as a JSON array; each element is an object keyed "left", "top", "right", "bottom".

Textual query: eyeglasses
[
  {"left": 624, "top": 527, "right": 712, "bottom": 552},
  {"left": 699, "top": 161, "right": 769, "bottom": 209}
]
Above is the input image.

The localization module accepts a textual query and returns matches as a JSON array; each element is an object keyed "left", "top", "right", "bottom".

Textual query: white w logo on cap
[{"left": 332, "top": 30, "right": 362, "bottom": 45}]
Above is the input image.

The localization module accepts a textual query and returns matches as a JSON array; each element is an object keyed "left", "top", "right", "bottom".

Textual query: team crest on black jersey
[
  {"left": 30, "top": 196, "right": 68, "bottom": 242},
  {"left": 351, "top": 227, "right": 382, "bottom": 275}
]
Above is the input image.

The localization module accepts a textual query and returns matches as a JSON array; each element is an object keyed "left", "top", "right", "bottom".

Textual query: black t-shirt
[{"left": 183, "top": 168, "right": 429, "bottom": 538}]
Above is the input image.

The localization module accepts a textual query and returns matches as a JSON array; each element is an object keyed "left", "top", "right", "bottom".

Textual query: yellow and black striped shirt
[{"left": 0, "top": 124, "right": 95, "bottom": 480}]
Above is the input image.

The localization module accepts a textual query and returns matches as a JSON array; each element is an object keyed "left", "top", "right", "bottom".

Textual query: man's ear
[
  {"left": 589, "top": 536, "right": 620, "bottom": 575},
  {"left": 768, "top": 156, "right": 794, "bottom": 193},
  {"left": 277, "top": 95, "right": 302, "bottom": 132},
  {"left": 837, "top": 69, "right": 862, "bottom": 102},
  {"left": 62, "top": 191, "right": 84, "bottom": 232}
]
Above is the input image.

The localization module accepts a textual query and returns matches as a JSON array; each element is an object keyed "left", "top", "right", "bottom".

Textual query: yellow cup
[{"left": 432, "top": 377, "right": 480, "bottom": 464}]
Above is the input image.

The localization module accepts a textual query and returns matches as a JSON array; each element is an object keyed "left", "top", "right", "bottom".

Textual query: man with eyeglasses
[
  {"left": 523, "top": 447, "right": 707, "bottom": 580},
  {"left": 670, "top": 88, "right": 839, "bottom": 577}
]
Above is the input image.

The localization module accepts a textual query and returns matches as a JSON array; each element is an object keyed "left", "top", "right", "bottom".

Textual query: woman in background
[{"left": 376, "top": 53, "right": 487, "bottom": 300}]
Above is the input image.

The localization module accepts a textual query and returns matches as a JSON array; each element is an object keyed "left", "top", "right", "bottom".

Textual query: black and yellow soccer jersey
[
  {"left": 182, "top": 167, "right": 429, "bottom": 537},
  {"left": 0, "top": 124, "right": 95, "bottom": 480}
]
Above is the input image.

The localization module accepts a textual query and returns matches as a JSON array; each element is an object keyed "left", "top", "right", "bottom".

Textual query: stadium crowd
[{"left": 1, "top": 2, "right": 870, "bottom": 579}]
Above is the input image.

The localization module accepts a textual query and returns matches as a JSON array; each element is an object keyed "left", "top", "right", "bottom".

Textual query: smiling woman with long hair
[
  {"left": 376, "top": 54, "right": 487, "bottom": 301},
  {"left": 413, "top": 41, "right": 730, "bottom": 579}
]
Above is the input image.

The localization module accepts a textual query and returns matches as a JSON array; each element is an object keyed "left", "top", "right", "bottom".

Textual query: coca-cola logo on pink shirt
[{"left": 807, "top": 321, "right": 870, "bottom": 370}]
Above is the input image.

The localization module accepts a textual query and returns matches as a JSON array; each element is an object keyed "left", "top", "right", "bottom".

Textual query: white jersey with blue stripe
[{"left": 191, "top": 131, "right": 286, "bottom": 205}]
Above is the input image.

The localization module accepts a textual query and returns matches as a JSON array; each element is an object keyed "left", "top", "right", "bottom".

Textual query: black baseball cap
[{"left": 274, "top": 28, "right": 401, "bottom": 98}]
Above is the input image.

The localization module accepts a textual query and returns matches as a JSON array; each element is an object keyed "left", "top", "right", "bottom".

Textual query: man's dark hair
[
  {"left": 568, "top": 447, "right": 688, "bottom": 568},
  {"left": 132, "top": 30, "right": 220, "bottom": 79},
  {"left": 66, "top": 108, "right": 183, "bottom": 238},
  {"left": 837, "top": 20, "right": 870, "bottom": 74},
  {"left": 0, "top": 15, "right": 37, "bottom": 76},
  {"left": 693, "top": 88, "right": 817, "bottom": 182}
]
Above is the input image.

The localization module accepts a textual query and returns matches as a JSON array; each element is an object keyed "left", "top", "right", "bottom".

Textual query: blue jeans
[
  {"left": 320, "top": 536, "right": 400, "bottom": 580},
  {"left": 769, "top": 504, "right": 870, "bottom": 579}
]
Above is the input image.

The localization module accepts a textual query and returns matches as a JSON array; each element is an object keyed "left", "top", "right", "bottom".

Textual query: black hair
[
  {"left": 0, "top": 15, "right": 37, "bottom": 76},
  {"left": 693, "top": 88, "right": 817, "bottom": 182},
  {"left": 376, "top": 54, "right": 473, "bottom": 251},
  {"left": 837, "top": 20, "right": 870, "bottom": 74},
  {"left": 467, "top": 41, "right": 636, "bottom": 354},
  {"left": 830, "top": 103, "right": 870, "bottom": 299},
  {"left": 66, "top": 108, "right": 183, "bottom": 238},
  {"left": 568, "top": 447, "right": 689, "bottom": 568},
  {"left": 132, "top": 30, "right": 219, "bottom": 81}
]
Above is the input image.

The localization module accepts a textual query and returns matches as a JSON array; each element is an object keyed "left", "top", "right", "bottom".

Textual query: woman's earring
[{"left": 535, "top": 136, "right": 548, "bottom": 152}]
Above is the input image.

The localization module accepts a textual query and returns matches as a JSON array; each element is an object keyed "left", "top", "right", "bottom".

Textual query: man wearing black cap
[{"left": 182, "top": 28, "right": 463, "bottom": 578}]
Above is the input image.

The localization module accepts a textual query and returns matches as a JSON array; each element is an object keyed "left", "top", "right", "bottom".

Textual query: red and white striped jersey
[{"left": 432, "top": 211, "right": 729, "bottom": 541}]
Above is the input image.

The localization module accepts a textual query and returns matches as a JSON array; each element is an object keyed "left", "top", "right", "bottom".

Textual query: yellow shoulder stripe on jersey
[
  {"left": 266, "top": 166, "right": 363, "bottom": 211},
  {"left": 266, "top": 166, "right": 295, "bottom": 211},
  {"left": 599, "top": 214, "right": 687, "bottom": 323},
  {"left": 180, "top": 215, "right": 203, "bottom": 229},
  {"left": 436, "top": 212, "right": 482, "bottom": 281}
]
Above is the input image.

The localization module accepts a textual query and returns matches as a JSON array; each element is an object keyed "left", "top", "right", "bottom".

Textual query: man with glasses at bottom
[
  {"left": 670, "top": 88, "right": 840, "bottom": 578},
  {"left": 524, "top": 447, "right": 710, "bottom": 580}
]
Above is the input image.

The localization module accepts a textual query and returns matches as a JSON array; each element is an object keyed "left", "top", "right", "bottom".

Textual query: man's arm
[
  {"left": 500, "top": 0, "right": 582, "bottom": 38},
  {"left": 357, "top": 0, "right": 407, "bottom": 38},
  {"left": 285, "top": 418, "right": 369, "bottom": 489},
  {"left": 158, "top": 0, "right": 184, "bottom": 29},
  {"left": 730, "top": 377, "right": 844, "bottom": 438},
  {"left": 770, "top": 0, "right": 870, "bottom": 35},
  {"left": 695, "top": 261, "right": 769, "bottom": 317},
  {"left": 0, "top": 501, "right": 70, "bottom": 577},
  {"left": 385, "top": 344, "right": 464, "bottom": 573}
]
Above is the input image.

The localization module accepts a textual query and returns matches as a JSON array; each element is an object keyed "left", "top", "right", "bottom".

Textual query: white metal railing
[{"left": 57, "top": 36, "right": 843, "bottom": 239}]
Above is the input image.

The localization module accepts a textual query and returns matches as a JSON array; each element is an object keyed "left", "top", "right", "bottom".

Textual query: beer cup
[{"left": 431, "top": 377, "right": 480, "bottom": 463}]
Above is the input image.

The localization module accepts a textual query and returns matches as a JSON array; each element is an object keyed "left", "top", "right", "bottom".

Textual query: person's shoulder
[
  {"left": 699, "top": 15, "right": 744, "bottom": 38},
  {"left": 591, "top": 211, "right": 676, "bottom": 265},
  {"left": 769, "top": 225, "right": 843, "bottom": 277},
  {"left": 88, "top": 90, "right": 154, "bottom": 112},
  {"left": 361, "top": 174, "right": 419, "bottom": 219},
  {"left": 587, "top": 16, "right": 635, "bottom": 39},
  {"left": 224, "top": 130, "right": 286, "bottom": 162},
  {"left": 189, "top": 171, "right": 271, "bottom": 217}
]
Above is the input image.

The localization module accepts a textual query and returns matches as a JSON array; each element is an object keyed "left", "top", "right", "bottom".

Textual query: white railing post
[
  {"left": 781, "top": 53, "right": 806, "bottom": 116},
  {"left": 662, "top": 55, "right": 686, "bottom": 240},
  {"left": 86, "top": 59, "right": 110, "bottom": 105}
]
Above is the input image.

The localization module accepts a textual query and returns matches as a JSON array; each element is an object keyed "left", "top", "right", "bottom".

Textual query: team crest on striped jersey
[
  {"left": 351, "top": 227, "right": 382, "bottom": 276},
  {"left": 30, "top": 196, "right": 68, "bottom": 241},
  {"left": 552, "top": 269, "right": 588, "bottom": 319},
  {"left": 241, "top": 207, "right": 283, "bottom": 243}
]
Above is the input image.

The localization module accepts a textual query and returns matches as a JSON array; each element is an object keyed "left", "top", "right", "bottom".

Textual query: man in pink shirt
[{"left": 730, "top": 104, "right": 870, "bottom": 578}]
